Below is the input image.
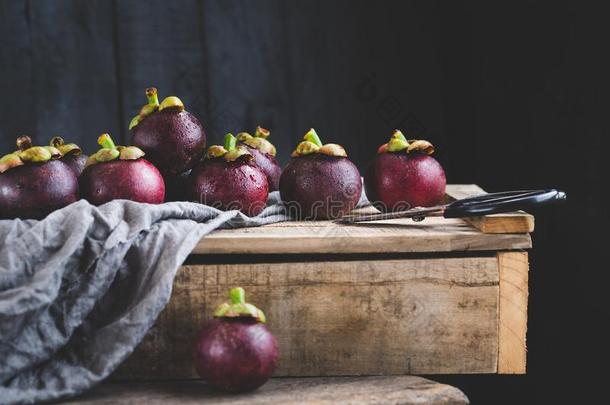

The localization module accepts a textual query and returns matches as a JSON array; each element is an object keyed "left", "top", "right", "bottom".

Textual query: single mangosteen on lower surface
[
  {"left": 79, "top": 133, "right": 165, "bottom": 205},
  {"left": 236, "top": 126, "right": 281, "bottom": 191},
  {"left": 0, "top": 136, "right": 78, "bottom": 219},
  {"left": 193, "top": 287, "right": 278, "bottom": 392},
  {"left": 130, "top": 87, "right": 206, "bottom": 178},
  {"left": 187, "top": 134, "right": 269, "bottom": 216},
  {"left": 279, "top": 128, "right": 361, "bottom": 220},
  {"left": 364, "top": 130, "right": 446, "bottom": 212},
  {"left": 49, "top": 136, "right": 88, "bottom": 176}
]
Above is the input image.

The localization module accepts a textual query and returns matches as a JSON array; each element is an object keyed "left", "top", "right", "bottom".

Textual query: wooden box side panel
[
  {"left": 497, "top": 251, "right": 529, "bottom": 374},
  {"left": 115, "top": 256, "right": 500, "bottom": 379},
  {"left": 445, "top": 184, "right": 535, "bottom": 234}
]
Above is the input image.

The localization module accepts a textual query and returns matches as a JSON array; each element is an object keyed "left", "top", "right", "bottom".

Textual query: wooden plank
[
  {"left": 115, "top": 256, "right": 499, "bottom": 378},
  {"left": 76, "top": 376, "right": 469, "bottom": 404},
  {"left": 193, "top": 216, "right": 532, "bottom": 255},
  {"left": 114, "top": 0, "right": 208, "bottom": 144},
  {"left": 445, "top": 184, "right": 535, "bottom": 234},
  {"left": 199, "top": 1, "right": 295, "bottom": 148},
  {"left": 192, "top": 185, "right": 533, "bottom": 255},
  {"left": 497, "top": 251, "right": 529, "bottom": 374},
  {"left": 0, "top": 1, "right": 36, "bottom": 152},
  {"left": 26, "top": 1, "right": 122, "bottom": 151}
]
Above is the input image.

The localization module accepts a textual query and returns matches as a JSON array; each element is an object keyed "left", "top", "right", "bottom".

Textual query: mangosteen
[
  {"left": 79, "top": 133, "right": 165, "bottom": 205},
  {"left": 130, "top": 87, "right": 206, "bottom": 177},
  {"left": 364, "top": 130, "right": 446, "bottom": 212},
  {"left": 279, "top": 128, "right": 361, "bottom": 220},
  {"left": 0, "top": 136, "right": 78, "bottom": 219},
  {"left": 193, "top": 287, "right": 278, "bottom": 392},
  {"left": 49, "top": 136, "right": 88, "bottom": 176},
  {"left": 186, "top": 133, "right": 269, "bottom": 216},
  {"left": 236, "top": 126, "right": 281, "bottom": 191}
]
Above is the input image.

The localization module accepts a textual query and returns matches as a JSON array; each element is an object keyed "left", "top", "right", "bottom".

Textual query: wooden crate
[{"left": 115, "top": 185, "right": 531, "bottom": 379}]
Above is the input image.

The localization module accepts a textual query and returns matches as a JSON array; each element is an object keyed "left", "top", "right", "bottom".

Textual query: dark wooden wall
[
  {"left": 0, "top": 0, "right": 448, "bottom": 169},
  {"left": 0, "top": 1, "right": 607, "bottom": 403}
]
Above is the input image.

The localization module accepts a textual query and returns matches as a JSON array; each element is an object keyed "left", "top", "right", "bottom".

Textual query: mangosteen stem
[
  {"left": 303, "top": 128, "right": 322, "bottom": 147},
  {"left": 50, "top": 136, "right": 65, "bottom": 148},
  {"left": 98, "top": 133, "right": 117, "bottom": 150},
  {"left": 16, "top": 135, "right": 33, "bottom": 151},
  {"left": 392, "top": 129, "right": 407, "bottom": 142},
  {"left": 255, "top": 126, "right": 270, "bottom": 139},
  {"left": 224, "top": 133, "right": 237, "bottom": 151},
  {"left": 213, "top": 287, "right": 267, "bottom": 323},
  {"left": 146, "top": 87, "right": 159, "bottom": 106},
  {"left": 230, "top": 287, "right": 246, "bottom": 304}
]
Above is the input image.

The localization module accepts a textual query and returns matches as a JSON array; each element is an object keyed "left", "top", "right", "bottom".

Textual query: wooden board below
[
  {"left": 498, "top": 251, "right": 529, "bottom": 373},
  {"left": 192, "top": 184, "right": 532, "bottom": 255},
  {"left": 75, "top": 377, "right": 469, "bottom": 405},
  {"left": 445, "top": 184, "right": 535, "bottom": 234},
  {"left": 193, "top": 216, "right": 531, "bottom": 254},
  {"left": 115, "top": 256, "right": 500, "bottom": 378}
]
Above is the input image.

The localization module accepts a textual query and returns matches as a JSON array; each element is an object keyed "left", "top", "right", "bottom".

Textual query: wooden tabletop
[
  {"left": 74, "top": 377, "right": 469, "bottom": 405},
  {"left": 192, "top": 184, "right": 533, "bottom": 255}
]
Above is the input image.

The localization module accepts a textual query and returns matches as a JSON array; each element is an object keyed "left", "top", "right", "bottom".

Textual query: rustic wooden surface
[
  {"left": 115, "top": 256, "right": 500, "bottom": 378},
  {"left": 75, "top": 376, "right": 469, "bottom": 405},
  {"left": 192, "top": 185, "right": 532, "bottom": 255},
  {"left": 116, "top": 184, "right": 532, "bottom": 379},
  {"left": 497, "top": 251, "right": 529, "bottom": 373},
  {"left": 445, "top": 185, "right": 535, "bottom": 234}
]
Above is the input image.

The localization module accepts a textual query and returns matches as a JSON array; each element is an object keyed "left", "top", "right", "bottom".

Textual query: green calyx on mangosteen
[
  {"left": 236, "top": 126, "right": 276, "bottom": 156},
  {"left": 49, "top": 136, "right": 88, "bottom": 176},
  {"left": 279, "top": 128, "right": 361, "bottom": 220},
  {"left": 79, "top": 133, "right": 165, "bottom": 205},
  {"left": 365, "top": 129, "right": 446, "bottom": 212},
  {"left": 213, "top": 287, "right": 267, "bottom": 323},
  {"left": 84, "top": 133, "right": 145, "bottom": 167},
  {"left": 0, "top": 135, "right": 79, "bottom": 219},
  {"left": 236, "top": 126, "right": 281, "bottom": 191},
  {"left": 186, "top": 133, "right": 269, "bottom": 216},
  {"left": 130, "top": 87, "right": 207, "bottom": 178},
  {"left": 289, "top": 128, "right": 347, "bottom": 158},
  {"left": 376, "top": 129, "right": 435, "bottom": 155},
  {"left": 206, "top": 133, "right": 254, "bottom": 162},
  {"left": 0, "top": 135, "right": 61, "bottom": 173}
]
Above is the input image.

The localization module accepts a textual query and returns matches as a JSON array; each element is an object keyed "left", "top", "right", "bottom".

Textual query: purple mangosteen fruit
[
  {"left": 236, "top": 126, "right": 281, "bottom": 191},
  {"left": 79, "top": 133, "right": 165, "bottom": 205},
  {"left": 187, "top": 134, "right": 269, "bottom": 216},
  {"left": 193, "top": 287, "right": 278, "bottom": 392},
  {"left": 0, "top": 136, "right": 78, "bottom": 219},
  {"left": 364, "top": 130, "right": 446, "bottom": 212},
  {"left": 49, "top": 136, "right": 88, "bottom": 176},
  {"left": 279, "top": 128, "right": 361, "bottom": 220},
  {"left": 130, "top": 87, "right": 206, "bottom": 178}
]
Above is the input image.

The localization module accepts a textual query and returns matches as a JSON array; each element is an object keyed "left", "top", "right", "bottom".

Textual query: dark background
[{"left": 0, "top": 1, "right": 606, "bottom": 403}]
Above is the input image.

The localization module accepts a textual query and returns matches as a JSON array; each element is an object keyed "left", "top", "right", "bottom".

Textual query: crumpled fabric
[{"left": 0, "top": 193, "right": 290, "bottom": 404}]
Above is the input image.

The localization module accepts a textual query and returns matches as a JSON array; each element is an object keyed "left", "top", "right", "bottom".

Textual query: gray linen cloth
[{"left": 0, "top": 192, "right": 290, "bottom": 404}]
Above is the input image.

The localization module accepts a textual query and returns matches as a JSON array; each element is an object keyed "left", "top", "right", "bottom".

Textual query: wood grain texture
[
  {"left": 76, "top": 376, "right": 469, "bottom": 405},
  {"left": 200, "top": 0, "right": 294, "bottom": 145},
  {"left": 0, "top": 1, "right": 36, "bottom": 153},
  {"left": 497, "top": 251, "right": 529, "bottom": 374},
  {"left": 115, "top": 256, "right": 499, "bottom": 378},
  {"left": 192, "top": 185, "right": 533, "bottom": 255},
  {"left": 445, "top": 185, "right": 535, "bottom": 234},
  {"left": 26, "top": 1, "right": 123, "bottom": 151},
  {"left": 114, "top": 0, "right": 208, "bottom": 143},
  {"left": 192, "top": 217, "right": 531, "bottom": 254}
]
